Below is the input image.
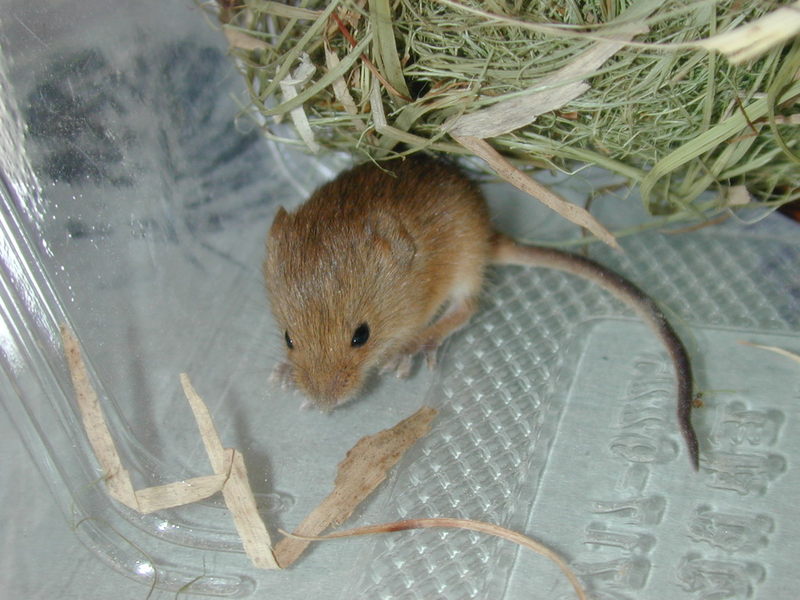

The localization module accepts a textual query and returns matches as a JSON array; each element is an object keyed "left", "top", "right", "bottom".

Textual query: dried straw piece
[
  {"left": 279, "top": 53, "right": 321, "bottom": 153},
  {"left": 61, "top": 324, "right": 140, "bottom": 510},
  {"left": 180, "top": 374, "right": 279, "bottom": 569},
  {"left": 738, "top": 341, "right": 800, "bottom": 365},
  {"left": 274, "top": 406, "right": 437, "bottom": 567},
  {"left": 253, "top": 2, "right": 323, "bottom": 21},
  {"left": 285, "top": 517, "right": 587, "bottom": 600},
  {"left": 61, "top": 324, "right": 279, "bottom": 569},
  {"left": 697, "top": 0, "right": 800, "bottom": 64},
  {"left": 133, "top": 474, "right": 228, "bottom": 514},
  {"left": 452, "top": 134, "right": 619, "bottom": 249},
  {"left": 324, "top": 40, "right": 363, "bottom": 123},
  {"left": 224, "top": 27, "right": 271, "bottom": 52}
]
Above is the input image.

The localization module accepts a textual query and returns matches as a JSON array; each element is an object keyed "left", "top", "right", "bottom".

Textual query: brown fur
[{"left": 264, "top": 156, "right": 492, "bottom": 406}]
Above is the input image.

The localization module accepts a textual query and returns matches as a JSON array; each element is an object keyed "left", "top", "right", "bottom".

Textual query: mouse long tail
[{"left": 492, "top": 234, "right": 699, "bottom": 470}]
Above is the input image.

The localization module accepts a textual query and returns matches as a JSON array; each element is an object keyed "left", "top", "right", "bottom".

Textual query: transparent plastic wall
[{"left": 2, "top": 1, "right": 799, "bottom": 599}]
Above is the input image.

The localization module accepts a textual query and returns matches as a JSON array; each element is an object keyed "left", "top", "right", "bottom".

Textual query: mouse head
[{"left": 264, "top": 205, "right": 419, "bottom": 409}]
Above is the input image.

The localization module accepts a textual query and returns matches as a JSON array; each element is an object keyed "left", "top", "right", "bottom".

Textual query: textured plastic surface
[{"left": 1, "top": 1, "right": 799, "bottom": 599}]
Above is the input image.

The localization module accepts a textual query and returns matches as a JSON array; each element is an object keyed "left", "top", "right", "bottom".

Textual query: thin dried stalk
[
  {"left": 738, "top": 341, "right": 800, "bottom": 365},
  {"left": 180, "top": 374, "right": 279, "bottom": 569},
  {"left": 453, "top": 134, "right": 619, "bottom": 249},
  {"left": 284, "top": 517, "right": 587, "bottom": 600}
]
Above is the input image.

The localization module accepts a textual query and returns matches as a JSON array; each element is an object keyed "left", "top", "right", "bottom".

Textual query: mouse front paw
[
  {"left": 381, "top": 341, "right": 440, "bottom": 379},
  {"left": 381, "top": 353, "right": 414, "bottom": 379},
  {"left": 269, "top": 361, "right": 295, "bottom": 389},
  {"left": 422, "top": 346, "right": 438, "bottom": 370},
  {"left": 409, "top": 338, "right": 442, "bottom": 371}
]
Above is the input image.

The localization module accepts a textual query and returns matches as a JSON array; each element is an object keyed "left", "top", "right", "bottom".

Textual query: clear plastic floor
[{"left": 1, "top": 1, "right": 799, "bottom": 599}]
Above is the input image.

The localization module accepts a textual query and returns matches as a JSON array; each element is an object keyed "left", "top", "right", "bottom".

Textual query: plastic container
[{"left": 2, "top": 1, "right": 799, "bottom": 598}]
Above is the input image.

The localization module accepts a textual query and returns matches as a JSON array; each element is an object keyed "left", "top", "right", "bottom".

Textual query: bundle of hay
[{"left": 215, "top": 0, "right": 800, "bottom": 234}]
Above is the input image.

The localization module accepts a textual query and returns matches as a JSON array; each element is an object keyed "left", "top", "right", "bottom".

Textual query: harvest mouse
[{"left": 264, "top": 155, "right": 699, "bottom": 469}]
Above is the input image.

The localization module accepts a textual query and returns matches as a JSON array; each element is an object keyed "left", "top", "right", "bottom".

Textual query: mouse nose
[
  {"left": 324, "top": 370, "right": 355, "bottom": 403},
  {"left": 299, "top": 367, "right": 359, "bottom": 410}
]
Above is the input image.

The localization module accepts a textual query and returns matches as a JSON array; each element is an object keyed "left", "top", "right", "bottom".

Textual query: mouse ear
[
  {"left": 367, "top": 211, "right": 417, "bottom": 265},
  {"left": 271, "top": 207, "right": 289, "bottom": 232},
  {"left": 268, "top": 207, "right": 290, "bottom": 242},
  {"left": 266, "top": 207, "right": 291, "bottom": 260}
]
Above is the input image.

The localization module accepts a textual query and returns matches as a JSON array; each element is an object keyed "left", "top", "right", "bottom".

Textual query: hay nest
[{"left": 215, "top": 0, "right": 800, "bottom": 229}]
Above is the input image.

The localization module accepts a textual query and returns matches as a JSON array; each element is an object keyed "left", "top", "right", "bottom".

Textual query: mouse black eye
[
  {"left": 284, "top": 330, "right": 294, "bottom": 349},
  {"left": 351, "top": 323, "right": 370, "bottom": 347}
]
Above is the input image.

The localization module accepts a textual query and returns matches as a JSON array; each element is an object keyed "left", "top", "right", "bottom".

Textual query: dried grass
[{"left": 216, "top": 0, "right": 800, "bottom": 224}]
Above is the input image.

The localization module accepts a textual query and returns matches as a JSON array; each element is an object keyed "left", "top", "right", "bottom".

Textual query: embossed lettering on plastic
[
  {"left": 687, "top": 505, "right": 773, "bottom": 553},
  {"left": 677, "top": 553, "right": 765, "bottom": 599},
  {"left": 585, "top": 522, "right": 656, "bottom": 553},
  {"left": 573, "top": 555, "right": 651, "bottom": 590},
  {"left": 704, "top": 451, "right": 786, "bottom": 495},
  {"left": 590, "top": 496, "right": 666, "bottom": 527},
  {"left": 705, "top": 398, "right": 787, "bottom": 495},
  {"left": 711, "top": 400, "right": 783, "bottom": 447},
  {"left": 609, "top": 354, "right": 678, "bottom": 466}
]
